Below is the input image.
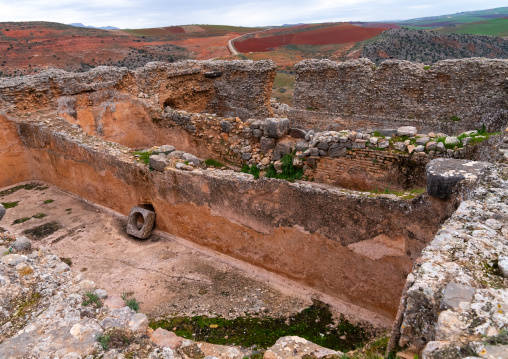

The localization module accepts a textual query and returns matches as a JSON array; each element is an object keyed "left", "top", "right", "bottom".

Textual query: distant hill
[
  {"left": 361, "top": 28, "right": 508, "bottom": 64},
  {"left": 396, "top": 7, "right": 508, "bottom": 36},
  {"left": 69, "top": 23, "right": 119, "bottom": 30}
]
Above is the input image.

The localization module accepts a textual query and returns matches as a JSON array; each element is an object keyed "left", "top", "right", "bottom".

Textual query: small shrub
[
  {"left": 43, "top": 199, "right": 54, "bottom": 204},
  {"left": 23, "top": 221, "right": 62, "bottom": 240},
  {"left": 1, "top": 201, "right": 19, "bottom": 209},
  {"left": 132, "top": 150, "right": 152, "bottom": 165},
  {"left": 97, "top": 333, "right": 111, "bottom": 350},
  {"left": 82, "top": 291, "right": 102, "bottom": 308},
  {"left": 204, "top": 159, "right": 226, "bottom": 168},
  {"left": 485, "top": 329, "right": 508, "bottom": 345},
  {"left": 32, "top": 213, "right": 46, "bottom": 219},
  {"left": 126, "top": 298, "right": 140, "bottom": 312},
  {"left": 423, "top": 65, "right": 431, "bottom": 70},
  {"left": 241, "top": 164, "right": 260, "bottom": 179},
  {"left": 12, "top": 217, "right": 31, "bottom": 225},
  {"left": 450, "top": 115, "right": 461, "bottom": 122}
]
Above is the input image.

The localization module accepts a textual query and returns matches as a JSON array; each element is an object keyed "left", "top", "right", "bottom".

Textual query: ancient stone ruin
[{"left": 0, "top": 58, "right": 507, "bottom": 358}]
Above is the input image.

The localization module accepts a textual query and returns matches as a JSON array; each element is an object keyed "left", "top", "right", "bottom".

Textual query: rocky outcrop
[{"left": 391, "top": 165, "right": 508, "bottom": 358}]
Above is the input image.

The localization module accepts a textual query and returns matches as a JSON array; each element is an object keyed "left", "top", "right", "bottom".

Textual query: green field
[
  {"left": 398, "top": 6, "right": 508, "bottom": 29},
  {"left": 436, "top": 18, "right": 508, "bottom": 37}
]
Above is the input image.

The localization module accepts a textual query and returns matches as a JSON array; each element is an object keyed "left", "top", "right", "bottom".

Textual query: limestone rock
[
  {"left": 220, "top": 121, "right": 234, "bottom": 133},
  {"left": 104, "top": 295, "right": 126, "bottom": 309},
  {"left": 416, "top": 137, "right": 430, "bottom": 146},
  {"left": 129, "top": 313, "right": 149, "bottom": 333},
  {"left": 426, "top": 158, "right": 490, "bottom": 199},
  {"left": 264, "top": 118, "right": 290, "bottom": 138},
  {"left": 379, "top": 129, "right": 397, "bottom": 137},
  {"left": 397, "top": 126, "right": 417, "bottom": 137},
  {"left": 150, "top": 328, "right": 183, "bottom": 349},
  {"left": 499, "top": 256, "right": 508, "bottom": 278},
  {"left": 260, "top": 137, "right": 276, "bottom": 154},
  {"left": 394, "top": 142, "right": 406, "bottom": 152},
  {"left": 445, "top": 137, "right": 460, "bottom": 146},
  {"left": 415, "top": 145, "right": 425, "bottom": 153},
  {"left": 182, "top": 153, "right": 201, "bottom": 165},
  {"left": 264, "top": 336, "right": 343, "bottom": 359},
  {"left": 167, "top": 150, "right": 185, "bottom": 159},
  {"left": 10, "top": 236, "right": 31, "bottom": 252},
  {"left": 426, "top": 141, "right": 437, "bottom": 150},
  {"left": 153, "top": 145, "right": 176, "bottom": 155},
  {"left": 0, "top": 204, "right": 5, "bottom": 221},
  {"left": 436, "top": 142, "right": 446, "bottom": 152},
  {"left": 1, "top": 254, "right": 26, "bottom": 266},
  {"left": 149, "top": 155, "right": 169, "bottom": 172},
  {"left": 329, "top": 147, "right": 347, "bottom": 158},
  {"left": 95, "top": 289, "right": 108, "bottom": 299},
  {"left": 289, "top": 128, "right": 307, "bottom": 138}
]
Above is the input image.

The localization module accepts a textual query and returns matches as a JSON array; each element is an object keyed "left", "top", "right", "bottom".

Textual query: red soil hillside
[{"left": 234, "top": 23, "right": 386, "bottom": 52}]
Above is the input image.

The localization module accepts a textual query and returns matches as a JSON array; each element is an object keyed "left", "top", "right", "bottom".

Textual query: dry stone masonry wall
[{"left": 292, "top": 58, "right": 508, "bottom": 133}]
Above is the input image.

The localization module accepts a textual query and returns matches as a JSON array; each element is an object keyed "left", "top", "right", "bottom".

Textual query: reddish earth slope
[{"left": 235, "top": 23, "right": 385, "bottom": 52}]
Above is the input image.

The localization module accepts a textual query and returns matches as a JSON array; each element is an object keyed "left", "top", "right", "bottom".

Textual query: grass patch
[
  {"left": 43, "top": 199, "right": 54, "bottom": 204},
  {"left": 204, "top": 159, "right": 226, "bottom": 168},
  {"left": 96, "top": 329, "right": 132, "bottom": 351},
  {"left": 32, "top": 213, "right": 46, "bottom": 219},
  {"left": 423, "top": 65, "right": 431, "bottom": 70},
  {"left": 265, "top": 154, "right": 303, "bottom": 182},
  {"left": 12, "top": 217, "right": 31, "bottom": 225},
  {"left": 1, "top": 201, "right": 19, "bottom": 209},
  {"left": 485, "top": 329, "right": 508, "bottom": 345},
  {"left": 150, "top": 302, "right": 368, "bottom": 352},
  {"left": 0, "top": 183, "right": 43, "bottom": 197},
  {"left": 23, "top": 221, "right": 62, "bottom": 240},
  {"left": 122, "top": 292, "right": 140, "bottom": 312},
  {"left": 82, "top": 291, "right": 102, "bottom": 308},
  {"left": 241, "top": 164, "right": 260, "bottom": 179},
  {"left": 132, "top": 150, "right": 153, "bottom": 165}
]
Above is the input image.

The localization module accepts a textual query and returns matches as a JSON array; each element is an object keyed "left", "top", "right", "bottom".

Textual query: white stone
[{"left": 397, "top": 126, "right": 417, "bottom": 137}]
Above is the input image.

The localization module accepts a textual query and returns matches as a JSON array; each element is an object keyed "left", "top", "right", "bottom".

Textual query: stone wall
[
  {"left": 0, "top": 60, "right": 276, "bottom": 120},
  {"left": 2, "top": 115, "right": 459, "bottom": 320},
  {"left": 292, "top": 58, "right": 508, "bottom": 133}
]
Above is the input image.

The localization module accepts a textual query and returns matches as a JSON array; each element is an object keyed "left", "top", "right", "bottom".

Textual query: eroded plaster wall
[{"left": 8, "top": 117, "right": 458, "bottom": 320}]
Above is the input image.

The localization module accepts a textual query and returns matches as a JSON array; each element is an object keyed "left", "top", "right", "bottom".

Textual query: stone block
[
  {"left": 153, "top": 145, "right": 175, "bottom": 155},
  {"left": 379, "top": 129, "right": 398, "bottom": 137},
  {"left": 426, "top": 158, "right": 490, "bottom": 199},
  {"left": 150, "top": 328, "right": 183, "bottom": 349},
  {"left": 329, "top": 147, "right": 347, "bottom": 158},
  {"left": 253, "top": 129, "right": 263, "bottom": 138},
  {"left": 394, "top": 142, "right": 406, "bottom": 152},
  {"left": 167, "top": 150, "right": 185, "bottom": 159},
  {"left": 317, "top": 142, "right": 329, "bottom": 150},
  {"left": 126, "top": 206, "right": 156, "bottom": 239},
  {"left": 10, "top": 236, "right": 31, "bottom": 252},
  {"left": 416, "top": 137, "right": 430, "bottom": 146},
  {"left": 397, "top": 126, "right": 417, "bottom": 137},
  {"left": 0, "top": 204, "right": 5, "bottom": 222},
  {"left": 149, "top": 155, "right": 168, "bottom": 172},
  {"left": 260, "top": 137, "right": 276, "bottom": 153},
  {"left": 445, "top": 137, "right": 460, "bottom": 146},
  {"left": 426, "top": 141, "right": 437, "bottom": 150},
  {"left": 289, "top": 128, "right": 307, "bottom": 138},
  {"left": 264, "top": 118, "right": 290, "bottom": 138},
  {"left": 182, "top": 153, "right": 201, "bottom": 165},
  {"left": 220, "top": 121, "right": 234, "bottom": 133},
  {"left": 295, "top": 139, "right": 309, "bottom": 152}
]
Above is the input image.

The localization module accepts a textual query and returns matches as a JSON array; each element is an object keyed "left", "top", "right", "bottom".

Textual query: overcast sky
[{"left": 0, "top": 0, "right": 507, "bottom": 28}]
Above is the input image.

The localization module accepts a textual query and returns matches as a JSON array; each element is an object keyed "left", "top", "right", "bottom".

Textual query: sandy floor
[
  {"left": 0, "top": 181, "right": 390, "bottom": 328},
  {"left": 0, "top": 182, "right": 311, "bottom": 320}
]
